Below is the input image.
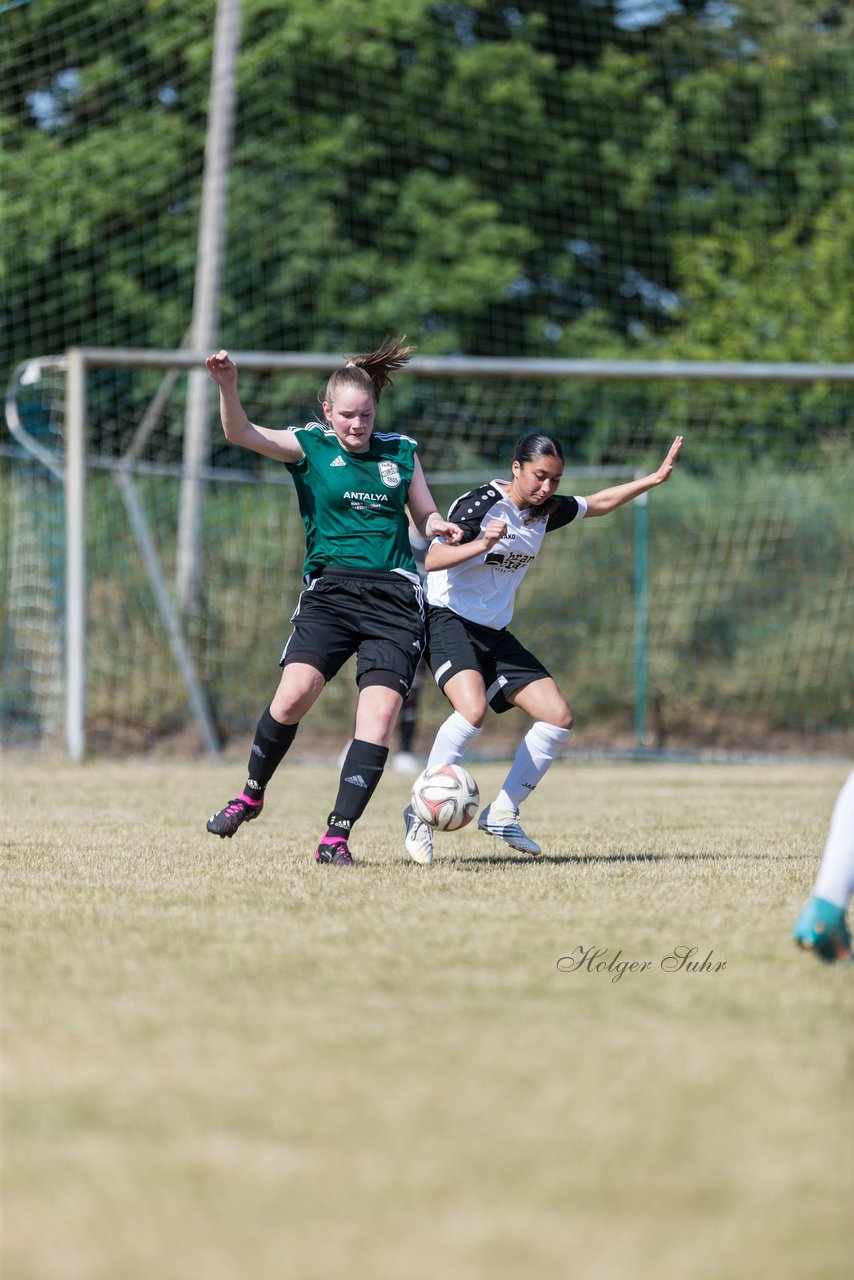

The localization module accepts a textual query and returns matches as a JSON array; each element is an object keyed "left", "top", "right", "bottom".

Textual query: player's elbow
[{"left": 222, "top": 418, "right": 249, "bottom": 445}]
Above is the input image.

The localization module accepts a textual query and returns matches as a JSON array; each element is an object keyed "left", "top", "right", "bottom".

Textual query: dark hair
[
  {"left": 323, "top": 336, "right": 415, "bottom": 410},
  {"left": 512, "top": 432, "right": 565, "bottom": 522},
  {"left": 513, "top": 431, "right": 565, "bottom": 465}
]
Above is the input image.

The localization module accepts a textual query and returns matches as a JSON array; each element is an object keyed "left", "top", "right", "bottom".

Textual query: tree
[{"left": 2, "top": 0, "right": 851, "bottom": 434}]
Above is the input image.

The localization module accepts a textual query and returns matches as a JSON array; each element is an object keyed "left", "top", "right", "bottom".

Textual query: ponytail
[{"left": 323, "top": 336, "right": 415, "bottom": 408}]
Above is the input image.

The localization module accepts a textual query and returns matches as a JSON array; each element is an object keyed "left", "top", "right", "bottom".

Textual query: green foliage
[
  {"left": 1, "top": 0, "right": 851, "bottom": 471},
  {"left": 3, "top": 1, "right": 853, "bottom": 366},
  {"left": 18, "top": 463, "right": 844, "bottom": 752}
]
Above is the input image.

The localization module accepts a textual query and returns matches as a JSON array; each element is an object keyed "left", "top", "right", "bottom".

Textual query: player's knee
[
  {"left": 551, "top": 705, "right": 573, "bottom": 731},
  {"left": 453, "top": 696, "right": 487, "bottom": 728},
  {"left": 272, "top": 666, "right": 324, "bottom": 721},
  {"left": 270, "top": 692, "right": 301, "bottom": 722}
]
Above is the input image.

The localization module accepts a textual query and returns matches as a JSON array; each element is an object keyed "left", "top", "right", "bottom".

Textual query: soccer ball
[{"left": 411, "top": 763, "right": 479, "bottom": 831}]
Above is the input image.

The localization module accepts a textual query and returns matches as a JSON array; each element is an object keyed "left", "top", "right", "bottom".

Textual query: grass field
[{"left": 3, "top": 756, "right": 853, "bottom": 1280}]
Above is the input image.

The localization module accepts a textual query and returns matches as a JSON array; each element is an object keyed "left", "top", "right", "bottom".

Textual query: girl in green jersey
[{"left": 204, "top": 338, "right": 461, "bottom": 867}]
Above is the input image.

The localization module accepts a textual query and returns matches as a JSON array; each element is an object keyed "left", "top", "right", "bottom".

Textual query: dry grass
[{"left": 3, "top": 758, "right": 853, "bottom": 1280}]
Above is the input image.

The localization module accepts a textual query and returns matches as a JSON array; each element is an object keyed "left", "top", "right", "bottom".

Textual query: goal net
[
  {"left": 3, "top": 351, "right": 852, "bottom": 758},
  {"left": 3, "top": 0, "right": 853, "bottom": 756}
]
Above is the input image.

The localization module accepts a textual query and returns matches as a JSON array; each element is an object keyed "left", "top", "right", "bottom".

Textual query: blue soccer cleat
[
  {"left": 477, "top": 803, "right": 541, "bottom": 856},
  {"left": 793, "top": 896, "right": 852, "bottom": 963}
]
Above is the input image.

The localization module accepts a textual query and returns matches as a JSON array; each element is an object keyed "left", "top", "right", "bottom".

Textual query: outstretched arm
[
  {"left": 584, "top": 436, "right": 683, "bottom": 517},
  {"left": 406, "top": 455, "right": 464, "bottom": 543},
  {"left": 425, "top": 517, "right": 507, "bottom": 571},
  {"left": 205, "top": 351, "right": 304, "bottom": 464}
]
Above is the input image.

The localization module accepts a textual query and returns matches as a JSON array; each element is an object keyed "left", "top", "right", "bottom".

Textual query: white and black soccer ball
[{"left": 411, "top": 763, "right": 480, "bottom": 831}]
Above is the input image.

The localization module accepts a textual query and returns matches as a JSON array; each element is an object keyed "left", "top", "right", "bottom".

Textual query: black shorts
[
  {"left": 425, "top": 605, "right": 551, "bottom": 714},
  {"left": 280, "top": 566, "right": 425, "bottom": 696}
]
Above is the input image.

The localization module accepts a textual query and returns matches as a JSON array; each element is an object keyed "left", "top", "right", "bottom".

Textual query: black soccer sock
[
  {"left": 326, "top": 739, "right": 389, "bottom": 839},
  {"left": 398, "top": 685, "right": 420, "bottom": 754},
  {"left": 245, "top": 705, "right": 298, "bottom": 795}
]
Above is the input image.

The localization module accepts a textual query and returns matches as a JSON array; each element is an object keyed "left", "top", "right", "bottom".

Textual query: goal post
[{"left": 3, "top": 348, "right": 853, "bottom": 761}]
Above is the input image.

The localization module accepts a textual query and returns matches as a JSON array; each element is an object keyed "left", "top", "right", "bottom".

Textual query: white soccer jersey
[{"left": 427, "top": 481, "right": 588, "bottom": 629}]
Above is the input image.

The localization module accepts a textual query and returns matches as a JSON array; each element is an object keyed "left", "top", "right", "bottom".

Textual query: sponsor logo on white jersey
[{"left": 494, "top": 551, "right": 535, "bottom": 573}]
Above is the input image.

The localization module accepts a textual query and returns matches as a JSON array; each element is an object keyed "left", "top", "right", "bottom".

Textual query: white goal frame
[{"left": 6, "top": 347, "right": 854, "bottom": 761}]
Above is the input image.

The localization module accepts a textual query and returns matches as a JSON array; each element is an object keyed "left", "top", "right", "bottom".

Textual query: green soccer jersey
[{"left": 286, "top": 422, "right": 420, "bottom": 578}]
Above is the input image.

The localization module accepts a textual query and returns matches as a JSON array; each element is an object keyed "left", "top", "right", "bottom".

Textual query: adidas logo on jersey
[{"left": 330, "top": 456, "right": 346, "bottom": 467}]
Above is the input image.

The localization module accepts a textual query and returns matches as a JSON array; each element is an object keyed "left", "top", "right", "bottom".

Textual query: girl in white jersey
[
  {"left": 404, "top": 430, "right": 683, "bottom": 864},
  {"left": 204, "top": 338, "right": 462, "bottom": 868}
]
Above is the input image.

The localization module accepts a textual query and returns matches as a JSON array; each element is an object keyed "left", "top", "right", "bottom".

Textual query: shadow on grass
[
  {"left": 448, "top": 853, "right": 670, "bottom": 868},
  {"left": 444, "top": 850, "right": 793, "bottom": 867}
]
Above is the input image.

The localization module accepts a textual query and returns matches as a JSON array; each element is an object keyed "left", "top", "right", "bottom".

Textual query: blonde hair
[{"left": 323, "top": 336, "right": 415, "bottom": 408}]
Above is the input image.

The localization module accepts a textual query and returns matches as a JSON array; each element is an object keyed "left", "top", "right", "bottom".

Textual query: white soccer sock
[
  {"left": 427, "top": 710, "right": 482, "bottom": 768},
  {"left": 813, "top": 770, "right": 854, "bottom": 910},
  {"left": 494, "top": 722, "right": 571, "bottom": 812}
]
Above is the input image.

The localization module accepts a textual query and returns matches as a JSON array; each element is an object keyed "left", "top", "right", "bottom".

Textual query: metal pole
[
  {"left": 176, "top": 0, "right": 242, "bottom": 609},
  {"left": 633, "top": 480, "right": 649, "bottom": 754},
  {"left": 116, "top": 470, "right": 222, "bottom": 755},
  {"left": 65, "top": 349, "right": 87, "bottom": 761},
  {"left": 67, "top": 348, "right": 854, "bottom": 383}
]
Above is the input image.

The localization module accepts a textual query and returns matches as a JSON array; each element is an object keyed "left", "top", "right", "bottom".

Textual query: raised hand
[
  {"left": 656, "top": 435, "right": 683, "bottom": 484},
  {"left": 205, "top": 350, "right": 238, "bottom": 389}
]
